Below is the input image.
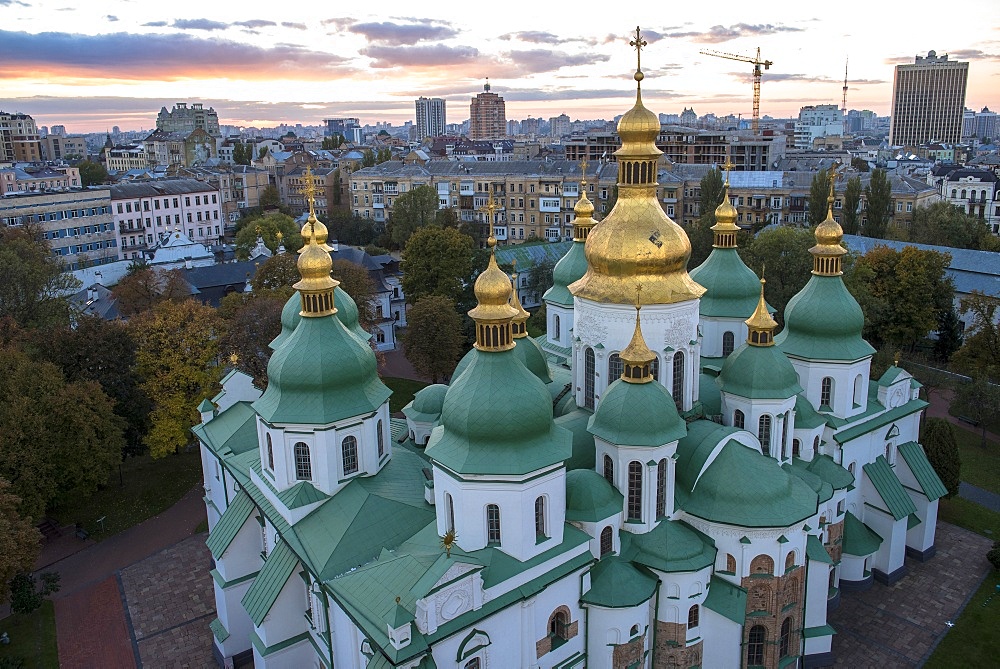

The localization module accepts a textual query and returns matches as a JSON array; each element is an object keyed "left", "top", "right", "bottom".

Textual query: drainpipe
[{"left": 650, "top": 577, "right": 662, "bottom": 668}]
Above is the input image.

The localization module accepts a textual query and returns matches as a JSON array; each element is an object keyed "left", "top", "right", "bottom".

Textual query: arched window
[
  {"left": 751, "top": 554, "right": 774, "bottom": 575},
  {"left": 951, "top": 188, "right": 957, "bottom": 198},
  {"left": 747, "top": 625, "right": 766, "bottom": 666},
  {"left": 734, "top": 409, "right": 745, "bottom": 429},
  {"left": 377, "top": 419, "right": 385, "bottom": 458},
  {"left": 266, "top": 434, "right": 274, "bottom": 471},
  {"left": 792, "top": 439, "right": 800, "bottom": 457},
  {"left": 853, "top": 374, "right": 864, "bottom": 406},
  {"left": 342, "top": 436, "right": 358, "bottom": 475},
  {"left": 813, "top": 435, "right": 820, "bottom": 452},
  {"left": 758, "top": 415, "right": 772, "bottom": 456},
  {"left": 549, "top": 609, "right": 570, "bottom": 642},
  {"left": 630, "top": 624, "right": 640, "bottom": 637},
  {"left": 445, "top": 493, "right": 455, "bottom": 533},
  {"left": 726, "top": 553, "right": 737, "bottom": 573},
  {"left": 553, "top": 313, "right": 560, "bottom": 339},
  {"left": 688, "top": 605, "right": 699, "bottom": 628},
  {"left": 781, "top": 411, "right": 789, "bottom": 457},
  {"left": 821, "top": 377, "right": 833, "bottom": 408},
  {"left": 672, "top": 351, "right": 685, "bottom": 409},
  {"left": 465, "top": 659, "right": 481, "bottom": 669},
  {"left": 651, "top": 356, "right": 660, "bottom": 382},
  {"left": 848, "top": 462, "right": 856, "bottom": 478},
  {"left": 534, "top": 496, "right": 546, "bottom": 538},
  {"left": 785, "top": 551, "right": 795, "bottom": 571},
  {"left": 294, "top": 442, "right": 312, "bottom": 480},
  {"left": 722, "top": 331, "right": 735, "bottom": 357},
  {"left": 961, "top": 189, "right": 967, "bottom": 199},
  {"left": 603, "top": 454, "right": 614, "bottom": 486},
  {"left": 627, "top": 461, "right": 642, "bottom": 521},
  {"left": 780, "top": 617, "right": 792, "bottom": 658},
  {"left": 486, "top": 504, "right": 501, "bottom": 544},
  {"left": 584, "top": 348, "right": 595, "bottom": 410},
  {"left": 609, "top": 353, "right": 623, "bottom": 382},
  {"left": 600, "top": 526, "right": 613, "bottom": 557},
  {"left": 656, "top": 458, "right": 667, "bottom": 518}
]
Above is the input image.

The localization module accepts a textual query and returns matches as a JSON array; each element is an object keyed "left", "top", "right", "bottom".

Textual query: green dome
[
  {"left": 717, "top": 343, "right": 803, "bottom": 400},
  {"left": 782, "top": 461, "right": 834, "bottom": 503},
  {"left": 581, "top": 556, "right": 657, "bottom": 608},
  {"left": 334, "top": 285, "right": 372, "bottom": 342},
  {"left": 402, "top": 384, "right": 448, "bottom": 423},
  {"left": 513, "top": 336, "right": 552, "bottom": 383},
  {"left": 589, "top": 379, "right": 686, "bottom": 447},
  {"left": 775, "top": 275, "right": 876, "bottom": 361},
  {"left": 566, "top": 469, "right": 623, "bottom": 522},
  {"left": 253, "top": 314, "right": 391, "bottom": 424},
  {"left": 544, "top": 241, "right": 587, "bottom": 307},
  {"left": 689, "top": 248, "right": 763, "bottom": 319},
  {"left": 426, "top": 348, "right": 572, "bottom": 475},
  {"left": 623, "top": 519, "right": 717, "bottom": 573},
  {"left": 555, "top": 409, "right": 596, "bottom": 470},
  {"left": 269, "top": 291, "right": 302, "bottom": 350}
]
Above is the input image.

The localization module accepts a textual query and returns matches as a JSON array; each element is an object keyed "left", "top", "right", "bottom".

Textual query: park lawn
[
  {"left": 49, "top": 449, "right": 203, "bottom": 539},
  {"left": 949, "top": 403, "right": 1000, "bottom": 439},
  {"left": 938, "top": 496, "right": 1000, "bottom": 540},
  {"left": 951, "top": 424, "right": 1000, "bottom": 495},
  {"left": 0, "top": 600, "right": 58, "bottom": 668},
  {"left": 382, "top": 376, "right": 430, "bottom": 414},
  {"left": 924, "top": 571, "right": 1000, "bottom": 668}
]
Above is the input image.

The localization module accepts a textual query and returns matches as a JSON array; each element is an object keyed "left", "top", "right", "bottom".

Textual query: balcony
[
  {"left": 539, "top": 198, "right": 561, "bottom": 213},
  {"left": 546, "top": 227, "right": 561, "bottom": 242},
  {"left": 493, "top": 226, "right": 508, "bottom": 241}
]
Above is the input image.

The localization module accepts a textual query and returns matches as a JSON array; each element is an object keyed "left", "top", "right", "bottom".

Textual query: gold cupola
[
  {"left": 572, "top": 159, "right": 597, "bottom": 241},
  {"left": 294, "top": 219, "right": 339, "bottom": 317},
  {"left": 619, "top": 298, "right": 656, "bottom": 383},
  {"left": 468, "top": 195, "right": 518, "bottom": 351},
  {"left": 570, "top": 27, "right": 705, "bottom": 306},
  {"left": 810, "top": 178, "right": 846, "bottom": 276},
  {"left": 298, "top": 167, "right": 333, "bottom": 252},
  {"left": 745, "top": 277, "right": 778, "bottom": 346},
  {"left": 711, "top": 161, "right": 741, "bottom": 249},
  {"left": 509, "top": 261, "right": 531, "bottom": 339}
]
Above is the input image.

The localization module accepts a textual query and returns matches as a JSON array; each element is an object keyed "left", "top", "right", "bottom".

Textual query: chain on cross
[{"left": 630, "top": 27, "right": 646, "bottom": 72}]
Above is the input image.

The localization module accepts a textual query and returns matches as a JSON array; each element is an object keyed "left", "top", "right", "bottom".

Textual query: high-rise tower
[
  {"left": 469, "top": 80, "right": 507, "bottom": 140},
  {"left": 889, "top": 51, "right": 968, "bottom": 146},
  {"left": 414, "top": 97, "right": 446, "bottom": 140}
]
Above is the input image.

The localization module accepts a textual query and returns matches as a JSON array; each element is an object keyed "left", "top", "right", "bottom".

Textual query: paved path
[
  {"left": 959, "top": 482, "right": 1000, "bottom": 513},
  {"left": 830, "top": 522, "right": 993, "bottom": 667},
  {"left": 924, "top": 388, "right": 1000, "bottom": 444},
  {"left": 55, "top": 576, "right": 138, "bottom": 669}
]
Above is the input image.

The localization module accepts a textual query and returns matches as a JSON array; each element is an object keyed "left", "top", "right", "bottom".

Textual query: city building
[
  {"left": 0, "top": 112, "right": 41, "bottom": 163},
  {"left": 470, "top": 80, "right": 507, "bottom": 140},
  {"left": 0, "top": 188, "right": 118, "bottom": 270},
  {"left": 144, "top": 128, "right": 218, "bottom": 168},
  {"left": 414, "top": 97, "right": 447, "bottom": 141},
  {"left": 110, "top": 179, "right": 224, "bottom": 258},
  {"left": 939, "top": 167, "right": 999, "bottom": 234},
  {"left": 196, "top": 46, "right": 944, "bottom": 669},
  {"left": 41, "top": 134, "right": 89, "bottom": 162},
  {"left": 889, "top": 51, "right": 968, "bottom": 146},
  {"left": 324, "top": 118, "right": 362, "bottom": 144},
  {"left": 549, "top": 114, "right": 572, "bottom": 138},
  {"left": 794, "top": 105, "right": 843, "bottom": 150},
  {"left": 156, "top": 102, "right": 222, "bottom": 138},
  {"left": 1, "top": 164, "right": 81, "bottom": 193}
]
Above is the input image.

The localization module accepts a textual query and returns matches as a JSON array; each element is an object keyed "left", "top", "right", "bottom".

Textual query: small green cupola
[{"left": 509, "top": 263, "right": 553, "bottom": 383}]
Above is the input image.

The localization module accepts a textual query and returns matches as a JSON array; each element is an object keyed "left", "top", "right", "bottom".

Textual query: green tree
[
  {"left": 523, "top": 258, "right": 555, "bottom": 304},
  {"left": 259, "top": 184, "right": 281, "bottom": 209},
  {"left": 76, "top": 159, "right": 109, "bottom": 186},
  {"left": 951, "top": 291, "right": 1000, "bottom": 383},
  {"left": 920, "top": 418, "right": 961, "bottom": 498},
  {"left": 808, "top": 168, "right": 832, "bottom": 226},
  {"left": 389, "top": 184, "right": 446, "bottom": 248},
  {"left": 0, "top": 226, "right": 78, "bottom": 329},
  {"left": 234, "top": 213, "right": 302, "bottom": 260},
  {"left": 332, "top": 259, "right": 377, "bottom": 331},
  {"left": 362, "top": 149, "right": 377, "bottom": 167},
  {"left": 376, "top": 147, "right": 392, "bottom": 164},
  {"left": 699, "top": 168, "right": 725, "bottom": 218},
  {"left": 850, "top": 156, "right": 870, "bottom": 172},
  {"left": 251, "top": 253, "right": 299, "bottom": 291},
  {"left": 738, "top": 226, "right": 815, "bottom": 325},
  {"left": 112, "top": 267, "right": 191, "bottom": 317},
  {"left": 0, "top": 478, "right": 42, "bottom": 603},
  {"left": 403, "top": 296, "right": 464, "bottom": 383},
  {"left": 130, "top": 299, "right": 222, "bottom": 458},
  {"left": 842, "top": 175, "right": 862, "bottom": 235},
  {"left": 863, "top": 168, "right": 893, "bottom": 239},
  {"left": 908, "top": 201, "right": 996, "bottom": 250},
  {"left": 218, "top": 290, "right": 287, "bottom": 390},
  {"left": 402, "top": 226, "right": 475, "bottom": 305},
  {"left": 934, "top": 307, "right": 964, "bottom": 363},
  {"left": 952, "top": 376, "right": 1000, "bottom": 447},
  {"left": 329, "top": 211, "right": 379, "bottom": 246},
  {"left": 322, "top": 135, "right": 344, "bottom": 150},
  {"left": 9, "top": 571, "right": 60, "bottom": 615},
  {"left": 258, "top": 146, "right": 269, "bottom": 160}
]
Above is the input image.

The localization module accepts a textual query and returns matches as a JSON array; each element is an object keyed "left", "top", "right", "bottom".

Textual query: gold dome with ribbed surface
[
  {"left": 620, "top": 305, "right": 656, "bottom": 383},
  {"left": 294, "top": 222, "right": 339, "bottom": 316},
  {"left": 810, "top": 193, "right": 846, "bottom": 276}
]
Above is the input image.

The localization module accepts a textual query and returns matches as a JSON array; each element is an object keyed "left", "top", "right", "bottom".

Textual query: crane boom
[{"left": 700, "top": 47, "right": 772, "bottom": 134}]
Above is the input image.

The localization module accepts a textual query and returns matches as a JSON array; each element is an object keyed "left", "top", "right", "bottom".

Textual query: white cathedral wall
[
  {"left": 594, "top": 438, "right": 677, "bottom": 533},
  {"left": 573, "top": 513, "right": 622, "bottom": 559},
  {"left": 585, "top": 601, "right": 655, "bottom": 669},
  {"left": 215, "top": 518, "right": 264, "bottom": 584},
  {"left": 803, "top": 554, "right": 831, "bottom": 630},
  {"left": 200, "top": 445, "right": 227, "bottom": 533},
  {"left": 719, "top": 393, "right": 796, "bottom": 461},
  {"left": 701, "top": 608, "right": 742, "bottom": 669},
  {"left": 254, "top": 571, "right": 309, "bottom": 651},
  {"left": 905, "top": 495, "right": 939, "bottom": 553},
  {"left": 788, "top": 357, "right": 872, "bottom": 420},
  {"left": 687, "top": 517, "right": 807, "bottom": 584},
  {"left": 654, "top": 565, "right": 711, "bottom": 626},
  {"left": 839, "top": 553, "right": 869, "bottom": 583},
  {"left": 572, "top": 297, "right": 701, "bottom": 412},
  {"left": 864, "top": 510, "right": 907, "bottom": 577},
  {"left": 213, "top": 578, "right": 254, "bottom": 660},
  {"left": 700, "top": 316, "right": 748, "bottom": 359},
  {"left": 546, "top": 301, "right": 574, "bottom": 350},
  {"left": 330, "top": 601, "right": 365, "bottom": 669}
]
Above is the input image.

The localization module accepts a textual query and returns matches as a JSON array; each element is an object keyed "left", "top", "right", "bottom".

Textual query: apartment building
[
  {"left": 156, "top": 102, "right": 222, "bottom": 138},
  {"left": 1, "top": 164, "right": 81, "bottom": 194},
  {"left": 105, "top": 144, "right": 150, "bottom": 173},
  {"left": 109, "top": 179, "right": 224, "bottom": 258},
  {"left": 0, "top": 188, "right": 117, "bottom": 270},
  {"left": 939, "top": 167, "right": 999, "bottom": 233},
  {"left": 176, "top": 165, "right": 271, "bottom": 233},
  {"left": 41, "top": 135, "right": 88, "bottom": 162},
  {"left": 414, "top": 97, "right": 446, "bottom": 140},
  {"left": 469, "top": 81, "right": 507, "bottom": 140},
  {"left": 890, "top": 51, "right": 968, "bottom": 146},
  {"left": 283, "top": 166, "right": 339, "bottom": 218},
  {"left": 0, "top": 112, "right": 41, "bottom": 163}
]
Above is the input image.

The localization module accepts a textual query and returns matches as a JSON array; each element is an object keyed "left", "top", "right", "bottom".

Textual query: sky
[{"left": 1, "top": 0, "right": 999, "bottom": 133}]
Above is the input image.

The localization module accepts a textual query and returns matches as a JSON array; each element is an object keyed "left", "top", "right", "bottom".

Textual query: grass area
[
  {"left": 0, "top": 600, "right": 58, "bottom": 668},
  {"left": 382, "top": 376, "right": 430, "bottom": 414},
  {"left": 952, "top": 424, "right": 1000, "bottom": 495},
  {"left": 939, "top": 496, "right": 1000, "bottom": 539},
  {"left": 949, "top": 402, "right": 1000, "bottom": 437},
  {"left": 924, "top": 571, "right": 1000, "bottom": 668},
  {"left": 49, "top": 450, "right": 203, "bottom": 539}
]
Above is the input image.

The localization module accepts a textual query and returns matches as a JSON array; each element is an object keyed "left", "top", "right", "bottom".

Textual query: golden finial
[
  {"left": 894, "top": 351, "right": 901, "bottom": 367},
  {"left": 440, "top": 529, "right": 457, "bottom": 557},
  {"left": 229, "top": 352, "right": 239, "bottom": 366},
  {"left": 298, "top": 166, "right": 319, "bottom": 219},
  {"left": 479, "top": 190, "right": 499, "bottom": 248},
  {"left": 255, "top": 224, "right": 261, "bottom": 236},
  {"left": 811, "top": 163, "right": 847, "bottom": 276},
  {"left": 630, "top": 26, "right": 647, "bottom": 83},
  {"left": 579, "top": 156, "right": 589, "bottom": 186},
  {"left": 745, "top": 274, "right": 778, "bottom": 346},
  {"left": 721, "top": 158, "right": 735, "bottom": 187},
  {"left": 620, "top": 284, "right": 655, "bottom": 383},
  {"left": 276, "top": 231, "right": 283, "bottom": 240}
]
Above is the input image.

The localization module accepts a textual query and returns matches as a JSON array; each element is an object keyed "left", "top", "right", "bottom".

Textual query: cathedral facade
[{"left": 196, "top": 33, "right": 944, "bottom": 669}]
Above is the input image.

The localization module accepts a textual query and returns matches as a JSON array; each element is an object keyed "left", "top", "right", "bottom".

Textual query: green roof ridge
[
  {"left": 718, "top": 343, "right": 803, "bottom": 400},
  {"left": 704, "top": 574, "right": 747, "bottom": 624},
  {"left": 775, "top": 275, "right": 876, "bottom": 361},
  {"left": 242, "top": 539, "right": 299, "bottom": 626},
  {"left": 842, "top": 511, "right": 882, "bottom": 556},
  {"left": 206, "top": 489, "right": 255, "bottom": 560},
  {"left": 544, "top": 241, "right": 588, "bottom": 307},
  {"left": 580, "top": 556, "right": 657, "bottom": 608},
  {"left": 623, "top": 519, "right": 717, "bottom": 573},
  {"left": 806, "top": 534, "right": 833, "bottom": 564},
  {"left": 862, "top": 456, "right": 917, "bottom": 520},
  {"left": 276, "top": 480, "right": 328, "bottom": 509},
  {"left": 833, "top": 399, "right": 928, "bottom": 444},
  {"left": 897, "top": 441, "right": 948, "bottom": 501},
  {"left": 565, "top": 469, "right": 623, "bottom": 522},
  {"left": 803, "top": 454, "right": 854, "bottom": 490}
]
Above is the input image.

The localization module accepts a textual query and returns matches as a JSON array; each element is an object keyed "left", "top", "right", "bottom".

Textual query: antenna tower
[{"left": 842, "top": 58, "right": 849, "bottom": 136}]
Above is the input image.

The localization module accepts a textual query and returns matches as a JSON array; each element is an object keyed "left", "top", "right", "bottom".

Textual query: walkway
[
  {"left": 924, "top": 388, "right": 1000, "bottom": 444},
  {"left": 959, "top": 482, "right": 1000, "bottom": 513}
]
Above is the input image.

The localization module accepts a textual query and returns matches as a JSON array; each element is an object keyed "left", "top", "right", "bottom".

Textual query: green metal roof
[
  {"left": 907, "top": 512, "right": 921, "bottom": 530},
  {"left": 806, "top": 534, "right": 833, "bottom": 564},
  {"left": 877, "top": 366, "right": 908, "bottom": 387},
  {"left": 565, "top": 469, "right": 623, "bottom": 522},
  {"left": 402, "top": 384, "right": 448, "bottom": 423},
  {"left": 622, "top": 519, "right": 717, "bottom": 573},
  {"left": 775, "top": 275, "right": 876, "bottom": 362},
  {"left": 675, "top": 420, "right": 741, "bottom": 492},
  {"left": 555, "top": 408, "right": 597, "bottom": 471},
  {"left": 698, "top": 373, "right": 723, "bottom": 417},
  {"left": 580, "top": 556, "right": 657, "bottom": 608},
  {"left": 277, "top": 480, "right": 328, "bottom": 510},
  {"left": 803, "top": 624, "right": 837, "bottom": 639},
  {"left": 512, "top": 336, "right": 553, "bottom": 384},
  {"left": 833, "top": 399, "right": 928, "bottom": 444},
  {"left": 678, "top": 440, "right": 818, "bottom": 528},
  {"left": 198, "top": 398, "right": 215, "bottom": 412},
  {"left": 206, "top": 489, "right": 255, "bottom": 560},
  {"left": 191, "top": 401, "right": 259, "bottom": 456},
  {"left": 782, "top": 461, "right": 834, "bottom": 503},
  {"left": 898, "top": 441, "right": 948, "bottom": 501},
  {"left": 271, "top": 287, "right": 369, "bottom": 351},
  {"left": 863, "top": 456, "right": 917, "bottom": 521},
  {"left": 689, "top": 247, "right": 765, "bottom": 319},
  {"left": 254, "top": 315, "right": 391, "bottom": 425},
  {"left": 209, "top": 617, "right": 230, "bottom": 643},
  {"left": 242, "top": 539, "right": 299, "bottom": 626},
  {"left": 544, "top": 241, "right": 587, "bottom": 307},
  {"left": 842, "top": 511, "right": 882, "bottom": 557},
  {"left": 426, "top": 348, "right": 572, "bottom": 476},
  {"left": 704, "top": 574, "right": 747, "bottom": 624},
  {"left": 718, "top": 342, "right": 803, "bottom": 400},
  {"left": 804, "top": 454, "right": 854, "bottom": 490},
  {"left": 793, "top": 393, "right": 826, "bottom": 429},
  {"left": 589, "top": 379, "right": 687, "bottom": 447},
  {"left": 269, "top": 291, "right": 301, "bottom": 350}
]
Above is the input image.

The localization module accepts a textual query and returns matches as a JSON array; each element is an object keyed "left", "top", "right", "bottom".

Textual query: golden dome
[
  {"left": 293, "top": 223, "right": 339, "bottom": 302},
  {"left": 468, "top": 238, "right": 518, "bottom": 323},
  {"left": 300, "top": 214, "right": 333, "bottom": 252},
  {"left": 509, "top": 272, "right": 531, "bottom": 337},
  {"left": 620, "top": 306, "right": 656, "bottom": 383},
  {"left": 574, "top": 187, "right": 595, "bottom": 220},
  {"left": 745, "top": 277, "right": 777, "bottom": 346},
  {"left": 810, "top": 194, "right": 846, "bottom": 276},
  {"left": 712, "top": 184, "right": 739, "bottom": 230},
  {"left": 617, "top": 80, "right": 660, "bottom": 146}
]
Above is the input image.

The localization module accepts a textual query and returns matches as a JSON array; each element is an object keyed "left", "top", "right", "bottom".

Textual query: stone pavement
[
  {"left": 54, "top": 576, "right": 137, "bottom": 669},
  {"left": 830, "top": 522, "right": 993, "bottom": 667}
]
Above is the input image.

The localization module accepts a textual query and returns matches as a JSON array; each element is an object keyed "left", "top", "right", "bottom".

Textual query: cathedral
[{"left": 195, "top": 31, "right": 945, "bottom": 669}]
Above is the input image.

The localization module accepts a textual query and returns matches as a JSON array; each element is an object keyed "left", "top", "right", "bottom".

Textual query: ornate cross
[
  {"left": 579, "top": 156, "right": 589, "bottom": 186},
  {"left": 722, "top": 158, "right": 736, "bottom": 186},
  {"left": 630, "top": 27, "right": 646, "bottom": 72},
  {"left": 828, "top": 161, "right": 845, "bottom": 202},
  {"left": 298, "top": 166, "right": 319, "bottom": 216},
  {"left": 480, "top": 191, "right": 498, "bottom": 241}
]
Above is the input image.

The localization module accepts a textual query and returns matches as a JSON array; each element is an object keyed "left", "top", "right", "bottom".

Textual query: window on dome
[
  {"left": 584, "top": 348, "right": 595, "bottom": 410},
  {"left": 781, "top": 411, "right": 790, "bottom": 458},
  {"left": 534, "top": 496, "right": 546, "bottom": 538},
  {"left": 672, "top": 351, "right": 685, "bottom": 409},
  {"left": 734, "top": 409, "right": 745, "bottom": 430},
  {"left": 780, "top": 617, "right": 792, "bottom": 658},
  {"left": 726, "top": 553, "right": 737, "bottom": 573},
  {"left": 603, "top": 454, "right": 614, "bottom": 486},
  {"left": 758, "top": 416, "right": 772, "bottom": 456},
  {"left": 342, "top": 436, "right": 358, "bottom": 475},
  {"left": 813, "top": 435, "right": 820, "bottom": 452},
  {"left": 377, "top": 420, "right": 385, "bottom": 458},
  {"left": 266, "top": 434, "right": 274, "bottom": 471},
  {"left": 553, "top": 314, "right": 560, "bottom": 340},
  {"left": 747, "top": 625, "right": 766, "bottom": 666},
  {"left": 651, "top": 356, "right": 660, "bottom": 382},
  {"left": 656, "top": 459, "right": 667, "bottom": 518},
  {"left": 853, "top": 374, "right": 864, "bottom": 407},
  {"left": 688, "top": 605, "right": 699, "bottom": 628},
  {"left": 600, "top": 526, "right": 613, "bottom": 557},
  {"left": 609, "top": 353, "right": 623, "bottom": 382},
  {"left": 627, "top": 461, "right": 642, "bottom": 521},
  {"left": 294, "top": 442, "right": 312, "bottom": 480},
  {"left": 486, "top": 504, "right": 501, "bottom": 544},
  {"left": 722, "top": 331, "right": 735, "bottom": 357},
  {"left": 445, "top": 493, "right": 455, "bottom": 534},
  {"left": 821, "top": 377, "right": 833, "bottom": 409}
]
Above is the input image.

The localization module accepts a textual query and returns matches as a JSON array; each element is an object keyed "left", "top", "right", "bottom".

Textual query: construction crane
[{"left": 699, "top": 47, "right": 772, "bottom": 134}]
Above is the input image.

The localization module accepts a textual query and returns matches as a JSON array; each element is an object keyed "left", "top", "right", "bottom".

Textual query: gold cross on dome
[
  {"left": 630, "top": 27, "right": 646, "bottom": 72},
  {"left": 298, "top": 166, "right": 319, "bottom": 216},
  {"left": 479, "top": 191, "right": 498, "bottom": 241},
  {"left": 722, "top": 158, "right": 736, "bottom": 186},
  {"left": 828, "top": 161, "right": 845, "bottom": 202}
]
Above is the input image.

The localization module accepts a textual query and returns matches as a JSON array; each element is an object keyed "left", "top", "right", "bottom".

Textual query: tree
[
  {"left": 403, "top": 296, "right": 464, "bottom": 383},
  {"left": 332, "top": 259, "right": 377, "bottom": 331},
  {"left": 863, "top": 168, "right": 893, "bottom": 239},
  {"left": 218, "top": 290, "right": 287, "bottom": 390},
  {"left": 259, "top": 184, "right": 280, "bottom": 209},
  {"left": 0, "top": 226, "right": 78, "bottom": 329},
  {"left": 952, "top": 376, "right": 1000, "bottom": 447},
  {"left": 76, "top": 159, "right": 109, "bottom": 186},
  {"left": 0, "top": 479, "right": 41, "bottom": 603},
  {"left": 331, "top": 169, "right": 342, "bottom": 206},
  {"left": 389, "top": 185, "right": 443, "bottom": 247},
  {"left": 258, "top": 146, "right": 269, "bottom": 160},
  {"left": 850, "top": 156, "right": 870, "bottom": 172},
  {"left": 908, "top": 201, "right": 997, "bottom": 250},
  {"left": 130, "top": 300, "right": 222, "bottom": 458},
  {"left": 329, "top": 211, "right": 379, "bottom": 246},
  {"left": 933, "top": 307, "right": 964, "bottom": 363},
  {"left": 112, "top": 267, "right": 191, "bottom": 317},
  {"left": 251, "top": 253, "right": 299, "bottom": 292},
  {"left": 989, "top": 541, "right": 1000, "bottom": 571},
  {"left": 362, "top": 150, "right": 377, "bottom": 168},
  {"left": 524, "top": 258, "right": 555, "bottom": 304},
  {"left": 699, "top": 168, "right": 725, "bottom": 219},
  {"left": 921, "top": 418, "right": 961, "bottom": 498},
  {"left": 842, "top": 176, "right": 862, "bottom": 235},
  {"left": 808, "top": 168, "right": 831, "bottom": 226},
  {"left": 9, "top": 571, "right": 60, "bottom": 615},
  {"left": 402, "top": 226, "right": 476, "bottom": 305},
  {"left": 234, "top": 213, "right": 302, "bottom": 260},
  {"left": 233, "top": 142, "right": 251, "bottom": 166},
  {"left": 951, "top": 291, "right": 1000, "bottom": 383},
  {"left": 322, "top": 135, "right": 344, "bottom": 150},
  {"left": 738, "top": 226, "right": 815, "bottom": 325}
]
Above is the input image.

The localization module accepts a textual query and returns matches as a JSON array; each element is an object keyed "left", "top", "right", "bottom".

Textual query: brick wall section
[
  {"left": 826, "top": 520, "right": 844, "bottom": 563},
  {"left": 535, "top": 607, "right": 578, "bottom": 659},
  {"left": 612, "top": 637, "right": 644, "bottom": 669},
  {"left": 653, "top": 634, "right": 702, "bottom": 669},
  {"left": 741, "top": 565, "right": 805, "bottom": 668}
]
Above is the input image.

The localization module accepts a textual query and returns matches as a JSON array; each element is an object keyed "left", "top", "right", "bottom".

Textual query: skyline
[{"left": 1, "top": 0, "right": 999, "bottom": 133}]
